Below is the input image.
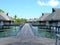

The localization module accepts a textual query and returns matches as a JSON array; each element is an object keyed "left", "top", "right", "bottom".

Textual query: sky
[{"left": 0, "top": 0, "right": 60, "bottom": 19}]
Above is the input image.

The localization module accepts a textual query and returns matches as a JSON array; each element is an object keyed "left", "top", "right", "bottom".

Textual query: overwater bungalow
[
  {"left": 0, "top": 12, "right": 14, "bottom": 26},
  {"left": 27, "top": 18, "right": 39, "bottom": 25},
  {"left": 38, "top": 13, "right": 50, "bottom": 26},
  {"left": 44, "top": 8, "right": 60, "bottom": 33},
  {"left": 45, "top": 8, "right": 60, "bottom": 27}
]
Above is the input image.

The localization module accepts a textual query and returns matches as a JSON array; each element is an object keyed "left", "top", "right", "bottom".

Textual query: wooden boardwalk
[
  {"left": 0, "top": 23, "right": 55, "bottom": 45},
  {"left": 17, "top": 23, "right": 34, "bottom": 38}
]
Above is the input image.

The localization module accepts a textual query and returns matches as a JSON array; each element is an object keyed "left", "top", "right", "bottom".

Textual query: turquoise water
[
  {"left": 0, "top": 26, "right": 20, "bottom": 38},
  {"left": 32, "top": 26, "right": 56, "bottom": 38},
  {"left": 0, "top": 25, "right": 56, "bottom": 38}
]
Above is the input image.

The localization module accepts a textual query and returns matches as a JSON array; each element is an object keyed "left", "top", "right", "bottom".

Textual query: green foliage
[
  {"left": 14, "top": 18, "right": 27, "bottom": 23},
  {"left": 13, "top": 15, "right": 27, "bottom": 23},
  {"left": 0, "top": 9, "right": 4, "bottom": 13}
]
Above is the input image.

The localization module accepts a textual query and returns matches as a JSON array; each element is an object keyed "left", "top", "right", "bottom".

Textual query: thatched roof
[
  {"left": 45, "top": 8, "right": 60, "bottom": 21},
  {"left": 38, "top": 13, "right": 50, "bottom": 21},
  {"left": 0, "top": 13, "right": 13, "bottom": 21}
]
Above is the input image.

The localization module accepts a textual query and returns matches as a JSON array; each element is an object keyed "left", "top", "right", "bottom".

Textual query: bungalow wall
[
  {"left": 39, "top": 21, "right": 46, "bottom": 25},
  {"left": 0, "top": 21, "right": 4, "bottom": 26},
  {"left": 46, "top": 21, "right": 60, "bottom": 27},
  {"left": 46, "top": 21, "right": 49, "bottom": 26},
  {"left": 46, "top": 21, "right": 58, "bottom": 26},
  {"left": 0, "top": 21, "right": 14, "bottom": 26},
  {"left": 58, "top": 21, "right": 60, "bottom": 26}
]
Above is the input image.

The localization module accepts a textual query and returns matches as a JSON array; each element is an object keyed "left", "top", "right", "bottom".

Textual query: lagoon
[
  {"left": 0, "top": 26, "right": 20, "bottom": 38},
  {"left": 0, "top": 25, "right": 56, "bottom": 38}
]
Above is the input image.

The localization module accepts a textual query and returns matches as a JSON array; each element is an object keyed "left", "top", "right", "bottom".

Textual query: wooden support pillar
[
  {"left": 51, "top": 26, "right": 53, "bottom": 38},
  {"left": 55, "top": 35, "right": 58, "bottom": 45}
]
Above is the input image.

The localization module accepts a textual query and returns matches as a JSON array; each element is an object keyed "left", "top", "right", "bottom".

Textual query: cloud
[{"left": 37, "top": 0, "right": 59, "bottom": 7}]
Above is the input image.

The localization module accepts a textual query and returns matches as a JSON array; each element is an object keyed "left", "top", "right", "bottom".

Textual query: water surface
[{"left": 0, "top": 25, "right": 56, "bottom": 38}]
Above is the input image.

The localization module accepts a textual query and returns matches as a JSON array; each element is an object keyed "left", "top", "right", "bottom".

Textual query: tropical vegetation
[
  {"left": 0, "top": 9, "right": 27, "bottom": 23},
  {"left": 13, "top": 15, "right": 27, "bottom": 23}
]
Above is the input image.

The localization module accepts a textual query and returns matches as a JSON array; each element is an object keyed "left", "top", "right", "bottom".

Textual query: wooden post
[
  {"left": 51, "top": 26, "right": 53, "bottom": 38},
  {"left": 55, "top": 35, "right": 58, "bottom": 45}
]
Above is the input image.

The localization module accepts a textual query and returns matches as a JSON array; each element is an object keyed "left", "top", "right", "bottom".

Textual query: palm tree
[{"left": 14, "top": 15, "right": 17, "bottom": 19}]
